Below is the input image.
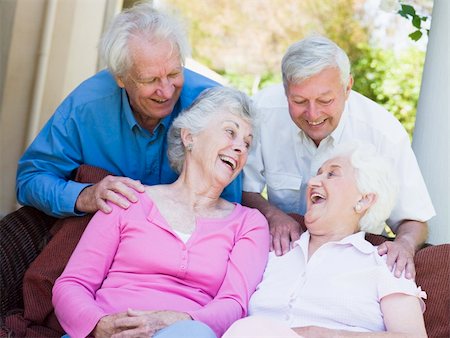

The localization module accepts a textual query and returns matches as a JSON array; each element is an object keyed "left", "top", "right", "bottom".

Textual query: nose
[
  {"left": 232, "top": 139, "right": 248, "bottom": 154},
  {"left": 155, "top": 77, "right": 175, "bottom": 99},
  {"left": 307, "top": 174, "right": 322, "bottom": 187},
  {"left": 305, "top": 102, "right": 320, "bottom": 119}
]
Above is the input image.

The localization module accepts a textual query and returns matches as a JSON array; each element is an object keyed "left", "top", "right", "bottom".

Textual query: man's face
[
  {"left": 285, "top": 67, "right": 352, "bottom": 146},
  {"left": 117, "top": 37, "right": 184, "bottom": 132}
]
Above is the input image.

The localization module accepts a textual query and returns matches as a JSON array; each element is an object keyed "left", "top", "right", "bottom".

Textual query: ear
[
  {"left": 344, "top": 74, "right": 353, "bottom": 99},
  {"left": 359, "top": 193, "right": 377, "bottom": 213},
  {"left": 180, "top": 128, "right": 194, "bottom": 148},
  {"left": 115, "top": 76, "right": 125, "bottom": 88}
]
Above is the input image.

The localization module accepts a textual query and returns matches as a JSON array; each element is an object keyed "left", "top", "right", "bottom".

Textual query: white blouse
[{"left": 249, "top": 231, "right": 426, "bottom": 332}]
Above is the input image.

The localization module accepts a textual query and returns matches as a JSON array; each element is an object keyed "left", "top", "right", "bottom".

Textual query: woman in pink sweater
[{"left": 52, "top": 86, "right": 270, "bottom": 338}]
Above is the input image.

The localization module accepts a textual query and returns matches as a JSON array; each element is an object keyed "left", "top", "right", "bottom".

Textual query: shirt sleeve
[
  {"left": 377, "top": 265, "right": 427, "bottom": 313},
  {"left": 16, "top": 103, "right": 89, "bottom": 217},
  {"left": 187, "top": 209, "right": 270, "bottom": 337},
  {"left": 383, "top": 128, "right": 436, "bottom": 230},
  {"left": 52, "top": 205, "right": 122, "bottom": 338},
  {"left": 242, "top": 101, "right": 267, "bottom": 194}
]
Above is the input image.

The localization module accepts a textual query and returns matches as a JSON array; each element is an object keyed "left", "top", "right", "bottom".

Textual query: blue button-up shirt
[{"left": 16, "top": 69, "right": 242, "bottom": 217}]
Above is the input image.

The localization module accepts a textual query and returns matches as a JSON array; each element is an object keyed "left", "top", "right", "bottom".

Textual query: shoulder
[
  {"left": 180, "top": 68, "right": 220, "bottom": 105},
  {"left": 234, "top": 204, "right": 269, "bottom": 229},
  {"left": 106, "top": 191, "right": 154, "bottom": 220},
  {"left": 345, "top": 90, "right": 408, "bottom": 142},
  {"left": 55, "top": 70, "right": 122, "bottom": 121},
  {"left": 64, "top": 70, "right": 120, "bottom": 106}
]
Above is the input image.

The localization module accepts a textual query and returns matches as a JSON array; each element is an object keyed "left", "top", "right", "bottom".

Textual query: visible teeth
[
  {"left": 308, "top": 119, "right": 325, "bottom": 126},
  {"left": 311, "top": 192, "right": 325, "bottom": 203},
  {"left": 219, "top": 155, "right": 236, "bottom": 170},
  {"left": 154, "top": 99, "right": 167, "bottom": 103}
]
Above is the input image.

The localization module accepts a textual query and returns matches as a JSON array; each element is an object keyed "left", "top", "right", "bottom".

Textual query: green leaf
[
  {"left": 412, "top": 15, "right": 422, "bottom": 29},
  {"left": 400, "top": 4, "right": 416, "bottom": 16},
  {"left": 409, "top": 30, "right": 423, "bottom": 41}
]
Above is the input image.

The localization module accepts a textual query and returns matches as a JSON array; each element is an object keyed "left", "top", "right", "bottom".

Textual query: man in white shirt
[{"left": 242, "top": 35, "right": 435, "bottom": 278}]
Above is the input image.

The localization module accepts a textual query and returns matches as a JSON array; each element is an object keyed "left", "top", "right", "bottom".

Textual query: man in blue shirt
[{"left": 16, "top": 3, "right": 241, "bottom": 218}]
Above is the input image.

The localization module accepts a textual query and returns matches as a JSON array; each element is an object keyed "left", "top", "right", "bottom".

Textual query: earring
[
  {"left": 186, "top": 143, "right": 193, "bottom": 152},
  {"left": 354, "top": 203, "right": 362, "bottom": 213}
]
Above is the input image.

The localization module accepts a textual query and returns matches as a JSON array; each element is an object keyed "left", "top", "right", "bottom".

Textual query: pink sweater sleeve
[
  {"left": 52, "top": 206, "right": 122, "bottom": 338},
  {"left": 188, "top": 209, "right": 270, "bottom": 337}
]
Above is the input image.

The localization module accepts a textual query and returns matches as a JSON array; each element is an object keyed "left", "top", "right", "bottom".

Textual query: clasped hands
[{"left": 93, "top": 309, "right": 191, "bottom": 338}]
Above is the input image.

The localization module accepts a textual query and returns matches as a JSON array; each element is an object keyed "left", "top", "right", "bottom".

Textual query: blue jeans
[
  {"left": 154, "top": 320, "right": 216, "bottom": 338},
  {"left": 62, "top": 320, "right": 216, "bottom": 338}
]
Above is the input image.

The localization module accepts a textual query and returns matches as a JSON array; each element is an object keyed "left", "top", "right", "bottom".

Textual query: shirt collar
[
  {"left": 122, "top": 88, "right": 179, "bottom": 134},
  {"left": 294, "top": 230, "right": 375, "bottom": 255}
]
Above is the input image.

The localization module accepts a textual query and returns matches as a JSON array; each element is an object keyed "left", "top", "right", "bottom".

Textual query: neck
[
  {"left": 133, "top": 111, "right": 160, "bottom": 133},
  {"left": 171, "top": 170, "right": 225, "bottom": 213}
]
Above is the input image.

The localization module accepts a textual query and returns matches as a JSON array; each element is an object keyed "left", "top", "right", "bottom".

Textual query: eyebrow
[{"left": 317, "top": 163, "right": 342, "bottom": 174}]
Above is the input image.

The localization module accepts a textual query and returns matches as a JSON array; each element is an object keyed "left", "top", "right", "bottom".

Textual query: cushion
[{"left": 414, "top": 244, "right": 450, "bottom": 338}]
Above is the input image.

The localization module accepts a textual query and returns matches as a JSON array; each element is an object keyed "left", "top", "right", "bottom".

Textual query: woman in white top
[{"left": 223, "top": 143, "right": 427, "bottom": 338}]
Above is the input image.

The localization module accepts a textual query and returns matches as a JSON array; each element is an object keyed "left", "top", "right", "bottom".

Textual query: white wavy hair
[
  {"left": 167, "top": 86, "right": 255, "bottom": 174},
  {"left": 326, "top": 142, "right": 399, "bottom": 234}
]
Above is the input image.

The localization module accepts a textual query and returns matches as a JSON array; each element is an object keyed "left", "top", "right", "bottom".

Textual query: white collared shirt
[
  {"left": 248, "top": 231, "right": 426, "bottom": 332},
  {"left": 243, "top": 83, "right": 435, "bottom": 231}
]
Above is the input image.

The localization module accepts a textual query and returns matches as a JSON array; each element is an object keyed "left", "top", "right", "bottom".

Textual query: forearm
[
  {"left": 17, "top": 169, "right": 89, "bottom": 217},
  {"left": 242, "top": 191, "right": 282, "bottom": 220},
  {"left": 394, "top": 220, "right": 428, "bottom": 252}
]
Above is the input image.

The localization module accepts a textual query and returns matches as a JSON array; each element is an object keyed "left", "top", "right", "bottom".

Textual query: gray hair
[
  {"left": 327, "top": 143, "right": 399, "bottom": 234},
  {"left": 167, "top": 86, "right": 254, "bottom": 174},
  {"left": 99, "top": 1, "right": 190, "bottom": 77},
  {"left": 282, "top": 35, "right": 351, "bottom": 88}
]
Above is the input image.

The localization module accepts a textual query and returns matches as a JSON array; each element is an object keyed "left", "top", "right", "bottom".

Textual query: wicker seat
[{"left": 0, "top": 207, "right": 56, "bottom": 317}]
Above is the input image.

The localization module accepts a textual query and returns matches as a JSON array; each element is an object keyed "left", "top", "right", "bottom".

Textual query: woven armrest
[{"left": 0, "top": 207, "right": 56, "bottom": 317}]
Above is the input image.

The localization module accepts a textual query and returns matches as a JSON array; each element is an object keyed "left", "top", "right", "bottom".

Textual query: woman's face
[
  {"left": 304, "top": 155, "right": 362, "bottom": 234},
  {"left": 189, "top": 112, "right": 253, "bottom": 188}
]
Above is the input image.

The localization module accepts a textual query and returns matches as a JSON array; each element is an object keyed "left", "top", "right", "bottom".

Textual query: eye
[
  {"left": 141, "top": 78, "right": 156, "bottom": 85},
  {"left": 294, "top": 99, "right": 307, "bottom": 105},
  {"left": 327, "top": 171, "right": 335, "bottom": 178},
  {"left": 226, "top": 129, "right": 235, "bottom": 137},
  {"left": 168, "top": 71, "right": 181, "bottom": 78},
  {"left": 318, "top": 99, "right": 333, "bottom": 105}
]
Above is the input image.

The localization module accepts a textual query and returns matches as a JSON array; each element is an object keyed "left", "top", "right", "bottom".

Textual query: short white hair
[
  {"left": 99, "top": 1, "right": 190, "bottom": 77},
  {"left": 282, "top": 34, "right": 351, "bottom": 88},
  {"left": 326, "top": 142, "right": 399, "bottom": 234}
]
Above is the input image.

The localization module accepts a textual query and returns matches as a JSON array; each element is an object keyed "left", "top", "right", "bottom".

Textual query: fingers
[
  {"left": 378, "top": 241, "right": 415, "bottom": 279},
  {"left": 377, "top": 242, "right": 388, "bottom": 256},
  {"left": 111, "top": 311, "right": 165, "bottom": 338},
  {"left": 271, "top": 222, "right": 301, "bottom": 256},
  {"left": 76, "top": 176, "right": 145, "bottom": 214}
]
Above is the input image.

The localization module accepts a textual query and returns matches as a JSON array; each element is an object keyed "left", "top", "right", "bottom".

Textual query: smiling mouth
[
  {"left": 310, "top": 192, "right": 326, "bottom": 204},
  {"left": 152, "top": 98, "right": 169, "bottom": 104},
  {"left": 307, "top": 119, "right": 326, "bottom": 126},
  {"left": 219, "top": 155, "right": 237, "bottom": 170}
]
